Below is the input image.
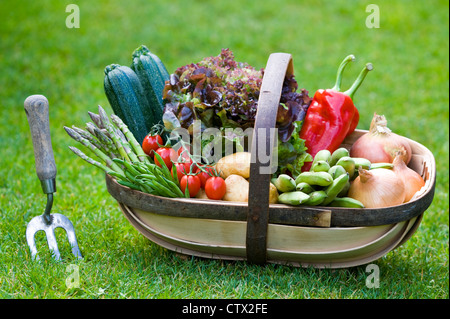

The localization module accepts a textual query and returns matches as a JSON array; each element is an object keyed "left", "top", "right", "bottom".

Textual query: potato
[
  {"left": 195, "top": 187, "right": 209, "bottom": 199},
  {"left": 223, "top": 174, "right": 249, "bottom": 202},
  {"left": 222, "top": 175, "right": 278, "bottom": 204},
  {"left": 269, "top": 183, "right": 279, "bottom": 204},
  {"left": 215, "top": 152, "right": 251, "bottom": 179}
]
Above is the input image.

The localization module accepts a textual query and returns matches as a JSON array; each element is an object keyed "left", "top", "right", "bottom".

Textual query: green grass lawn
[{"left": 0, "top": 0, "right": 448, "bottom": 300}]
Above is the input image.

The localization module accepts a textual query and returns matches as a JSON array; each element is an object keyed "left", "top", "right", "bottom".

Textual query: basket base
[{"left": 118, "top": 203, "right": 421, "bottom": 268}]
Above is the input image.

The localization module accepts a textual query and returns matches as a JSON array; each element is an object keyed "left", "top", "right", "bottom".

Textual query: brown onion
[
  {"left": 392, "top": 150, "right": 425, "bottom": 202},
  {"left": 348, "top": 167, "right": 405, "bottom": 208},
  {"left": 350, "top": 113, "right": 412, "bottom": 164}
]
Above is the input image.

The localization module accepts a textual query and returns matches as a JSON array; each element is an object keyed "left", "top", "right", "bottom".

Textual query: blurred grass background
[{"left": 0, "top": 0, "right": 448, "bottom": 299}]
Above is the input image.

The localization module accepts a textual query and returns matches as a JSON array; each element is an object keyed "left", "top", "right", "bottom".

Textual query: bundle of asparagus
[{"left": 65, "top": 106, "right": 184, "bottom": 198}]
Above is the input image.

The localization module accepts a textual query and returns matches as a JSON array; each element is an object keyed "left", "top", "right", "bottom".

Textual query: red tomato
[
  {"left": 172, "top": 162, "right": 189, "bottom": 181},
  {"left": 142, "top": 134, "right": 163, "bottom": 157},
  {"left": 176, "top": 145, "right": 194, "bottom": 173},
  {"left": 177, "top": 144, "right": 191, "bottom": 159},
  {"left": 197, "top": 171, "right": 211, "bottom": 188},
  {"left": 180, "top": 175, "right": 201, "bottom": 197},
  {"left": 154, "top": 147, "right": 177, "bottom": 170},
  {"left": 195, "top": 165, "right": 215, "bottom": 188},
  {"left": 179, "top": 158, "right": 194, "bottom": 174},
  {"left": 205, "top": 176, "right": 226, "bottom": 200}
]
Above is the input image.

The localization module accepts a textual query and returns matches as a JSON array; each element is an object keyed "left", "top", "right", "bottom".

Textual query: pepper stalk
[
  {"left": 344, "top": 63, "right": 373, "bottom": 99},
  {"left": 331, "top": 54, "right": 355, "bottom": 92}
]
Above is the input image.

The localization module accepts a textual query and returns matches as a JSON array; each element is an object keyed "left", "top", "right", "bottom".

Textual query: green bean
[
  {"left": 310, "top": 150, "right": 332, "bottom": 171},
  {"left": 312, "top": 160, "right": 331, "bottom": 172},
  {"left": 336, "top": 156, "right": 356, "bottom": 179},
  {"left": 278, "top": 191, "right": 310, "bottom": 206},
  {"left": 328, "top": 197, "right": 364, "bottom": 208},
  {"left": 274, "top": 174, "right": 296, "bottom": 193},
  {"left": 303, "top": 190, "right": 327, "bottom": 206},
  {"left": 370, "top": 163, "right": 394, "bottom": 169},
  {"left": 295, "top": 182, "right": 315, "bottom": 194},
  {"left": 117, "top": 180, "right": 142, "bottom": 191},
  {"left": 352, "top": 157, "right": 372, "bottom": 170},
  {"left": 295, "top": 171, "right": 333, "bottom": 187},
  {"left": 322, "top": 173, "right": 350, "bottom": 205},
  {"left": 328, "top": 165, "right": 347, "bottom": 179},
  {"left": 329, "top": 147, "right": 350, "bottom": 166}
]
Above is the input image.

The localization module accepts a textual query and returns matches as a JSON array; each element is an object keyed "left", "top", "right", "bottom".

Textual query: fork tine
[
  {"left": 70, "top": 240, "right": 83, "bottom": 259},
  {"left": 45, "top": 226, "right": 61, "bottom": 261},
  {"left": 53, "top": 213, "right": 83, "bottom": 259},
  {"left": 63, "top": 219, "right": 83, "bottom": 259},
  {"left": 25, "top": 224, "right": 40, "bottom": 261}
]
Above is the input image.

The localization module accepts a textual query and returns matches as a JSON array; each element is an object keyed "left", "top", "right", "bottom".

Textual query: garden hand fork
[{"left": 24, "top": 95, "right": 82, "bottom": 261}]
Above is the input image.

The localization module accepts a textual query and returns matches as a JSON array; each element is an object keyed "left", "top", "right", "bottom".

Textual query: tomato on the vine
[
  {"left": 142, "top": 134, "right": 163, "bottom": 157},
  {"left": 195, "top": 165, "right": 215, "bottom": 188},
  {"left": 176, "top": 145, "right": 194, "bottom": 172},
  {"left": 205, "top": 176, "right": 226, "bottom": 200},
  {"left": 180, "top": 174, "right": 201, "bottom": 197},
  {"left": 177, "top": 144, "right": 191, "bottom": 160},
  {"left": 172, "top": 162, "right": 189, "bottom": 181},
  {"left": 154, "top": 147, "right": 177, "bottom": 170}
]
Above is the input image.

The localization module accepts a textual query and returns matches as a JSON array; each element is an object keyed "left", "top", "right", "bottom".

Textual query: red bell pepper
[{"left": 300, "top": 55, "right": 373, "bottom": 171}]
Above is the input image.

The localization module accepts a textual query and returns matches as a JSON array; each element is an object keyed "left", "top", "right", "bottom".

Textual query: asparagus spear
[
  {"left": 64, "top": 126, "right": 124, "bottom": 174},
  {"left": 86, "top": 122, "right": 119, "bottom": 158},
  {"left": 88, "top": 111, "right": 104, "bottom": 129},
  {"left": 71, "top": 126, "right": 104, "bottom": 152},
  {"left": 110, "top": 114, "right": 150, "bottom": 164},
  {"left": 68, "top": 146, "right": 125, "bottom": 179},
  {"left": 98, "top": 105, "right": 131, "bottom": 162},
  {"left": 114, "top": 126, "right": 140, "bottom": 163},
  {"left": 86, "top": 117, "right": 115, "bottom": 149}
]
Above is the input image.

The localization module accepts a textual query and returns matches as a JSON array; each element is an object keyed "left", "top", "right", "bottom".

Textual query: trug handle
[
  {"left": 24, "top": 95, "right": 57, "bottom": 193},
  {"left": 246, "top": 53, "right": 294, "bottom": 264}
]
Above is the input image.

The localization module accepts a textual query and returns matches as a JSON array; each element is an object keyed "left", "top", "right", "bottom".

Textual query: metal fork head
[{"left": 26, "top": 213, "right": 83, "bottom": 261}]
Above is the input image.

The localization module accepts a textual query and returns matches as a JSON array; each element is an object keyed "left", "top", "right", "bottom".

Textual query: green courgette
[
  {"left": 131, "top": 45, "right": 169, "bottom": 119},
  {"left": 104, "top": 63, "right": 153, "bottom": 144}
]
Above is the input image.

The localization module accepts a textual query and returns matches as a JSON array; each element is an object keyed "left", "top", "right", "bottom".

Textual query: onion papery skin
[
  {"left": 349, "top": 113, "right": 412, "bottom": 164},
  {"left": 392, "top": 152, "right": 425, "bottom": 202},
  {"left": 348, "top": 168, "right": 406, "bottom": 208}
]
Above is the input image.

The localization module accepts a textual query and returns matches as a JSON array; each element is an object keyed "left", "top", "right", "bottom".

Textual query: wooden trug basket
[{"left": 106, "top": 53, "right": 436, "bottom": 268}]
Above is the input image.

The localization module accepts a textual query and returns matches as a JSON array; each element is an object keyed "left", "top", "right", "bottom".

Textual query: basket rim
[
  {"left": 105, "top": 127, "right": 436, "bottom": 228},
  {"left": 105, "top": 170, "right": 434, "bottom": 228}
]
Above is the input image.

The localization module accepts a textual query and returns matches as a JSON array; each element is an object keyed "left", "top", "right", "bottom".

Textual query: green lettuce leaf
[{"left": 274, "top": 121, "right": 313, "bottom": 177}]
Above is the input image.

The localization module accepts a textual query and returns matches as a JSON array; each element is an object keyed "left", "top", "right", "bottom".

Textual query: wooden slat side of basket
[{"left": 117, "top": 203, "right": 419, "bottom": 268}]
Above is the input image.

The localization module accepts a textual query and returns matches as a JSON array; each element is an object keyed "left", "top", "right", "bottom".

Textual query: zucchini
[
  {"left": 104, "top": 64, "right": 153, "bottom": 144},
  {"left": 131, "top": 45, "right": 169, "bottom": 120},
  {"left": 146, "top": 47, "right": 170, "bottom": 85}
]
